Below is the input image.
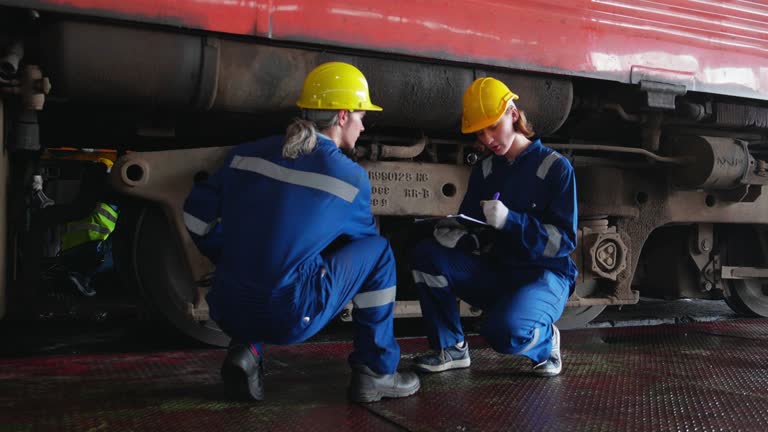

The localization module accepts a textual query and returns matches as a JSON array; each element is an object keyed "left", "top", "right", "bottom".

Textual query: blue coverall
[
  {"left": 411, "top": 139, "right": 578, "bottom": 363},
  {"left": 183, "top": 134, "right": 400, "bottom": 374}
]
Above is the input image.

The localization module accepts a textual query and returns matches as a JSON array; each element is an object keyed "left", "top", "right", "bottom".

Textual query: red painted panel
[
  {"left": 14, "top": 0, "right": 268, "bottom": 35},
  {"left": 5, "top": 0, "right": 768, "bottom": 100}
]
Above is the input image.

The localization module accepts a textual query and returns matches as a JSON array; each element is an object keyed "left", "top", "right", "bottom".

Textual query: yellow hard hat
[
  {"left": 96, "top": 157, "right": 114, "bottom": 171},
  {"left": 461, "top": 77, "right": 519, "bottom": 134},
  {"left": 296, "top": 62, "right": 383, "bottom": 111}
]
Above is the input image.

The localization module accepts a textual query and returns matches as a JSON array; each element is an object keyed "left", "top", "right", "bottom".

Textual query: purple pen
[{"left": 492, "top": 192, "right": 500, "bottom": 200}]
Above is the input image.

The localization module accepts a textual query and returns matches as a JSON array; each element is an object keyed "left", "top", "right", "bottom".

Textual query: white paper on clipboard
[{"left": 414, "top": 214, "right": 489, "bottom": 226}]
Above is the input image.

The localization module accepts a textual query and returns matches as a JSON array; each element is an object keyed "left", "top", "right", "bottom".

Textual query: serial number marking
[
  {"left": 368, "top": 171, "right": 430, "bottom": 182},
  {"left": 404, "top": 188, "right": 431, "bottom": 199},
  {"left": 371, "top": 198, "right": 390, "bottom": 207},
  {"left": 371, "top": 186, "right": 391, "bottom": 195}
]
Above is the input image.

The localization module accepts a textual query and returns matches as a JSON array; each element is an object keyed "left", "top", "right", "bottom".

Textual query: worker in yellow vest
[{"left": 58, "top": 158, "right": 118, "bottom": 296}]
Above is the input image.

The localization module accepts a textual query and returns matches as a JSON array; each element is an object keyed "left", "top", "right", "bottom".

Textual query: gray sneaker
[
  {"left": 532, "top": 325, "right": 562, "bottom": 377},
  {"left": 414, "top": 342, "right": 471, "bottom": 373}
]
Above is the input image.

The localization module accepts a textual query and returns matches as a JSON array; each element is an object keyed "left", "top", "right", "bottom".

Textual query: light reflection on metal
[
  {"left": 592, "top": 18, "right": 768, "bottom": 53},
  {"left": 590, "top": 52, "right": 699, "bottom": 73},
  {"left": 703, "top": 67, "right": 757, "bottom": 89},
  {"left": 191, "top": 0, "right": 259, "bottom": 7},
  {"left": 328, "top": 8, "right": 500, "bottom": 40},
  {"left": 689, "top": 0, "right": 768, "bottom": 19},
  {"left": 329, "top": 8, "right": 384, "bottom": 19},
  {"left": 593, "top": 0, "right": 768, "bottom": 37}
]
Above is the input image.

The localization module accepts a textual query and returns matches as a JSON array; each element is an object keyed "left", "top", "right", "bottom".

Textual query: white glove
[
  {"left": 433, "top": 218, "right": 468, "bottom": 248},
  {"left": 481, "top": 200, "right": 509, "bottom": 230}
]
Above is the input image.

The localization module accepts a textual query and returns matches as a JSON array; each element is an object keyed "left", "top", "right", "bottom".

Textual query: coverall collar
[
  {"left": 316, "top": 133, "right": 336, "bottom": 148},
  {"left": 502, "top": 138, "right": 542, "bottom": 165}
]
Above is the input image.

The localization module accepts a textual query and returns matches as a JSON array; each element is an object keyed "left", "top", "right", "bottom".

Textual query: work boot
[
  {"left": 221, "top": 344, "right": 264, "bottom": 401},
  {"left": 413, "top": 342, "right": 470, "bottom": 373},
  {"left": 348, "top": 364, "right": 420, "bottom": 403},
  {"left": 532, "top": 325, "right": 562, "bottom": 377}
]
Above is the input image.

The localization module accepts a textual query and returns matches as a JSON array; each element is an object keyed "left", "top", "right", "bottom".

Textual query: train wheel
[
  {"left": 722, "top": 225, "right": 768, "bottom": 317},
  {"left": 556, "top": 280, "right": 606, "bottom": 329},
  {"left": 113, "top": 203, "right": 230, "bottom": 347},
  {"left": 724, "top": 279, "right": 768, "bottom": 317}
]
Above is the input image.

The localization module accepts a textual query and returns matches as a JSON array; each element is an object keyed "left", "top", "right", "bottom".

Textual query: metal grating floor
[{"left": 3, "top": 319, "right": 768, "bottom": 431}]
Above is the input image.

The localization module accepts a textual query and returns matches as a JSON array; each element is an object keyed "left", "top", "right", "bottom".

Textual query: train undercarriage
[{"left": 2, "top": 12, "right": 768, "bottom": 346}]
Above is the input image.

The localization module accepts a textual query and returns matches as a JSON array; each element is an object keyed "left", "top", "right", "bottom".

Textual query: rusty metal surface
[
  {"left": 576, "top": 163, "right": 768, "bottom": 310},
  {"left": 4, "top": 320, "right": 768, "bottom": 431},
  {"left": 112, "top": 147, "right": 232, "bottom": 283},
  {"left": 40, "top": 21, "right": 573, "bottom": 135}
]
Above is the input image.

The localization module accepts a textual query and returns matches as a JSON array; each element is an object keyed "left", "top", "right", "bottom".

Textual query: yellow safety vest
[{"left": 61, "top": 203, "right": 118, "bottom": 251}]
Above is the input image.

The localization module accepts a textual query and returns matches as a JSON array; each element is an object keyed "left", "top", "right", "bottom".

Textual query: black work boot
[
  {"left": 348, "top": 364, "right": 420, "bottom": 403},
  {"left": 221, "top": 344, "right": 264, "bottom": 401}
]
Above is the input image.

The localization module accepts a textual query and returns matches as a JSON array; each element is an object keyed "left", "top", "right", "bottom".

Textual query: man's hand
[
  {"left": 433, "top": 218, "right": 468, "bottom": 248},
  {"left": 480, "top": 200, "right": 509, "bottom": 230}
]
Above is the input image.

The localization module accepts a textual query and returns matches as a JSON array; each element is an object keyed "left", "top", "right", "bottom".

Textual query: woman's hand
[
  {"left": 480, "top": 200, "right": 509, "bottom": 230},
  {"left": 433, "top": 218, "right": 468, "bottom": 248}
]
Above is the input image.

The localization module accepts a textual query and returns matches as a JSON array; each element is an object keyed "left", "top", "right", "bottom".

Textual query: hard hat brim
[
  {"left": 461, "top": 111, "right": 505, "bottom": 134},
  {"left": 461, "top": 94, "right": 518, "bottom": 134},
  {"left": 361, "top": 103, "right": 383, "bottom": 112}
]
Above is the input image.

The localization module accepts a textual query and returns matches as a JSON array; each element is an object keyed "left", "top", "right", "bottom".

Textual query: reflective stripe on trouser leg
[
  {"left": 321, "top": 236, "right": 401, "bottom": 374},
  {"left": 412, "top": 269, "right": 463, "bottom": 350},
  {"left": 410, "top": 239, "right": 469, "bottom": 351},
  {"left": 480, "top": 269, "right": 570, "bottom": 362}
]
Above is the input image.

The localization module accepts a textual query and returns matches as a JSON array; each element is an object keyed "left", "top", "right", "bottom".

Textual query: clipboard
[{"left": 414, "top": 214, "right": 489, "bottom": 227}]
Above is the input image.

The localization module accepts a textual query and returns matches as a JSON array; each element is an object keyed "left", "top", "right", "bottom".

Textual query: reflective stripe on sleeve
[
  {"left": 516, "top": 327, "right": 540, "bottom": 355},
  {"left": 352, "top": 286, "right": 396, "bottom": 309},
  {"left": 412, "top": 270, "right": 449, "bottom": 288},
  {"left": 536, "top": 152, "right": 561, "bottom": 180},
  {"left": 184, "top": 212, "right": 217, "bottom": 236},
  {"left": 230, "top": 155, "right": 359, "bottom": 203},
  {"left": 482, "top": 157, "right": 493, "bottom": 179},
  {"left": 542, "top": 224, "right": 562, "bottom": 258}
]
